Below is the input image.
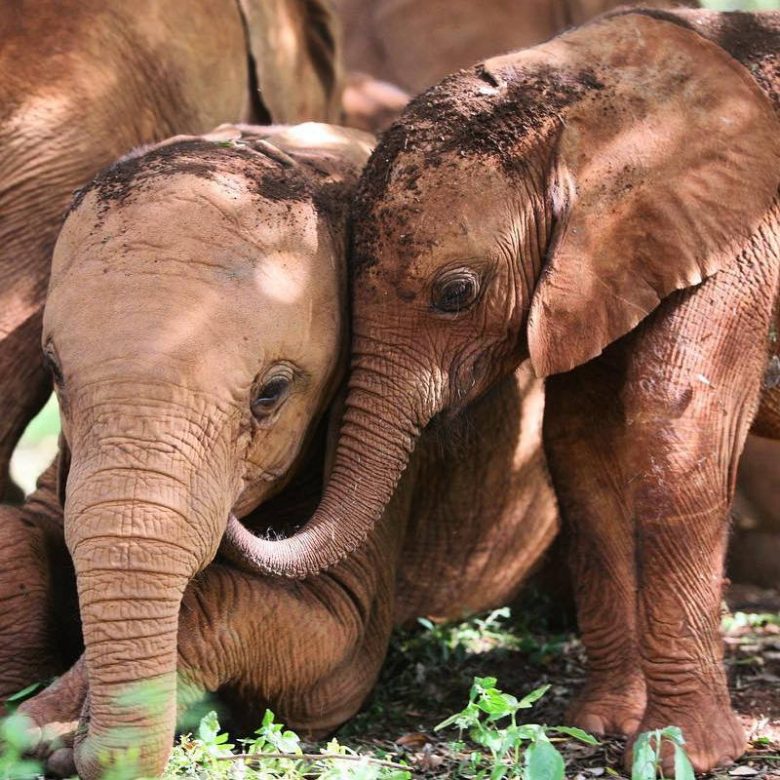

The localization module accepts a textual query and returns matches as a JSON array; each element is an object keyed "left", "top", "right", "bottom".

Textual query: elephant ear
[
  {"left": 261, "top": 122, "right": 375, "bottom": 173},
  {"left": 526, "top": 12, "right": 780, "bottom": 377},
  {"left": 238, "top": 0, "right": 342, "bottom": 123}
]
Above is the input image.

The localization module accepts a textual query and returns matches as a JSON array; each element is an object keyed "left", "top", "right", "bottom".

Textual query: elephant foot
[
  {"left": 625, "top": 700, "right": 745, "bottom": 774},
  {"left": 566, "top": 672, "right": 646, "bottom": 737},
  {"left": 18, "top": 657, "right": 86, "bottom": 778}
]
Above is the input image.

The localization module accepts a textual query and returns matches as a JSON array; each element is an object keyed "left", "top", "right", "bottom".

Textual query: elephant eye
[
  {"left": 432, "top": 270, "right": 481, "bottom": 314},
  {"left": 42, "top": 344, "right": 64, "bottom": 386},
  {"left": 251, "top": 370, "right": 293, "bottom": 420}
]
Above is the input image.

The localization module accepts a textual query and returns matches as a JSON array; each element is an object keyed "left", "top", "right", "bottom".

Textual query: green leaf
[
  {"left": 524, "top": 738, "right": 565, "bottom": 780},
  {"left": 0, "top": 713, "right": 35, "bottom": 752},
  {"left": 518, "top": 685, "right": 551, "bottom": 709},
  {"left": 660, "top": 726, "right": 685, "bottom": 747},
  {"left": 632, "top": 733, "right": 658, "bottom": 780},
  {"left": 477, "top": 690, "right": 518, "bottom": 719},
  {"left": 4, "top": 681, "right": 47, "bottom": 704},
  {"left": 197, "top": 711, "right": 221, "bottom": 744},
  {"left": 673, "top": 743, "right": 695, "bottom": 780},
  {"left": 551, "top": 726, "right": 600, "bottom": 745}
]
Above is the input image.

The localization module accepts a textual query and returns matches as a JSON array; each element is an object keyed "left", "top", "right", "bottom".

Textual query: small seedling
[
  {"left": 631, "top": 726, "right": 695, "bottom": 780},
  {"left": 435, "top": 676, "right": 598, "bottom": 779},
  {"left": 164, "top": 710, "right": 411, "bottom": 779}
]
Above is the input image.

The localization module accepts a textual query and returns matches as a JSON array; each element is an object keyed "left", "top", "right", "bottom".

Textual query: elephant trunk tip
[{"left": 221, "top": 511, "right": 364, "bottom": 579}]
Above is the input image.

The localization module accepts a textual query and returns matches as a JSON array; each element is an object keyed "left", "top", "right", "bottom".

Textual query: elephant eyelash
[
  {"left": 42, "top": 345, "right": 64, "bottom": 385},
  {"left": 250, "top": 364, "right": 309, "bottom": 423}
]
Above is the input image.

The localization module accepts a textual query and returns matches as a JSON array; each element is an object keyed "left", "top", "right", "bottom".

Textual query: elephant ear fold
[
  {"left": 237, "top": 0, "right": 342, "bottom": 123},
  {"left": 526, "top": 13, "right": 780, "bottom": 378},
  {"left": 262, "top": 123, "right": 375, "bottom": 175}
]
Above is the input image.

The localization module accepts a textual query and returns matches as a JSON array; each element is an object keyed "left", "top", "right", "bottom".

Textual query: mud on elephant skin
[
  {"left": 0, "top": 0, "right": 341, "bottom": 500},
  {"left": 236, "top": 9, "right": 780, "bottom": 773}
]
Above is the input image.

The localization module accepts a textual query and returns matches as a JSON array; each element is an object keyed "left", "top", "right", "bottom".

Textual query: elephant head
[
  {"left": 221, "top": 10, "right": 780, "bottom": 577},
  {"left": 42, "top": 123, "right": 373, "bottom": 779}
]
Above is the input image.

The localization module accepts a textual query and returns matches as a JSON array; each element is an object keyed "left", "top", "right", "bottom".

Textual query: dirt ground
[{"left": 336, "top": 586, "right": 780, "bottom": 779}]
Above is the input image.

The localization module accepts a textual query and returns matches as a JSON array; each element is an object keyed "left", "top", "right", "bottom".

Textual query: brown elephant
[
  {"left": 224, "top": 9, "right": 780, "bottom": 773},
  {"left": 332, "top": 0, "right": 780, "bottom": 588},
  {"left": 0, "top": 0, "right": 340, "bottom": 500},
  {"left": 12, "top": 123, "right": 557, "bottom": 778}
]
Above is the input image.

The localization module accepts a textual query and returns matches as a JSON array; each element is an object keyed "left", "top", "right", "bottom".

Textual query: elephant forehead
[
  {"left": 354, "top": 158, "right": 518, "bottom": 283},
  {"left": 53, "top": 175, "right": 322, "bottom": 280},
  {"left": 44, "top": 262, "right": 339, "bottom": 397}
]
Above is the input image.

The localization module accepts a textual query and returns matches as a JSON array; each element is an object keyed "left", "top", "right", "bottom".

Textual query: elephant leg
[
  {"left": 0, "top": 308, "right": 51, "bottom": 498},
  {"left": 617, "top": 259, "right": 777, "bottom": 772},
  {"left": 21, "top": 557, "right": 396, "bottom": 778},
  {"left": 18, "top": 656, "right": 87, "bottom": 778},
  {"left": 544, "top": 366, "right": 646, "bottom": 738},
  {"left": 177, "top": 558, "right": 396, "bottom": 739},
  {"left": 0, "top": 462, "right": 79, "bottom": 702}
]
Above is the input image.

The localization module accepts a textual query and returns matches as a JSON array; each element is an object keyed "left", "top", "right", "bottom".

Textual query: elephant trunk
[
  {"left": 65, "top": 465, "right": 215, "bottom": 779},
  {"left": 222, "top": 344, "right": 432, "bottom": 578}
]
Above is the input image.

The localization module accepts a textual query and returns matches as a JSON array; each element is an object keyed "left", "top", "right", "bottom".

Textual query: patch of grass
[{"left": 164, "top": 709, "right": 412, "bottom": 780}]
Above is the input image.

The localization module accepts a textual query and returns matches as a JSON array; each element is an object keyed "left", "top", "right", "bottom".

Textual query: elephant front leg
[
  {"left": 609, "top": 259, "right": 778, "bottom": 772},
  {"left": 177, "top": 561, "right": 394, "bottom": 738},
  {"left": 18, "top": 656, "right": 87, "bottom": 778},
  {"left": 630, "top": 465, "right": 742, "bottom": 773},
  {"left": 544, "top": 367, "right": 646, "bottom": 739},
  {"left": 0, "top": 463, "right": 78, "bottom": 702}
]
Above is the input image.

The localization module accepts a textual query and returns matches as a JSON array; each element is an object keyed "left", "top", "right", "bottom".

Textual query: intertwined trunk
[{"left": 222, "top": 338, "right": 433, "bottom": 578}]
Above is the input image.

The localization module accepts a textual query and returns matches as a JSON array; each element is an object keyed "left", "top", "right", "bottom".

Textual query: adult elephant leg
[
  {"left": 618, "top": 247, "right": 779, "bottom": 772},
  {"left": 0, "top": 462, "right": 79, "bottom": 702},
  {"left": 544, "top": 365, "right": 646, "bottom": 738},
  {"left": 0, "top": 309, "right": 51, "bottom": 499}
]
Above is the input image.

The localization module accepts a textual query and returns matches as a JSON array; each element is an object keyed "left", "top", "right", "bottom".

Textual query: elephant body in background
[
  {"left": 3, "top": 124, "right": 556, "bottom": 779},
  {"left": 237, "top": 9, "right": 780, "bottom": 773},
  {"left": 334, "top": 0, "right": 696, "bottom": 96},
  {"left": 0, "top": 0, "right": 340, "bottom": 499}
]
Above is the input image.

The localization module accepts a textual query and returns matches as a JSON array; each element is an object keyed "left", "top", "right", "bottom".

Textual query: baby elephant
[
  {"left": 236, "top": 9, "right": 780, "bottom": 774},
  {"left": 10, "top": 123, "right": 558, "bottom": 778},
  {"left": 28, "top": 123, "right": 371, "bottom": 778}
]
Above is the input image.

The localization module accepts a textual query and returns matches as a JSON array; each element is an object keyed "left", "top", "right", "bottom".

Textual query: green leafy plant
[
  {"left": 0, "top": 713, "right": 41, "bottom": 780},
  {"left": 631, "top": 727, "right": 695, "bottom": 780},
  {"left": 435, "top": 676, "right": 598, "bottom": 779},
  {"left": 163, "top": 710, "right": 411, "bottom": 780}
]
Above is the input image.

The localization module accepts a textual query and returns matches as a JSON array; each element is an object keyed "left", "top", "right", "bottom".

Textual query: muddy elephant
[
  {"left": 334, "top": 0, "right": 696, "bottom": 96},
  {"left": 0, "top": 0, "right": 341, "bottom": 500},
  {"left": 6, "top": 123, "right": 557, "bottom": 778},
  {"left": 226, "top": 9, "right": 780, "bottom": 773}
]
